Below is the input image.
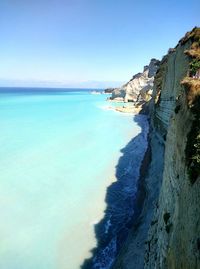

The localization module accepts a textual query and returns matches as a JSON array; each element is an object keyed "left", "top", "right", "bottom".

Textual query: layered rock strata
[{"left": 113, "top": 27, "right": 200, "bottom": 269}]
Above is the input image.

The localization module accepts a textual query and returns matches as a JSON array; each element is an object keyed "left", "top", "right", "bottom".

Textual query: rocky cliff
[
  {"left": 113, "top": 27, "right": 200, "bottom": 269},
  {"left": 109, "top": 59, "right": 160, "bottom": 103}
]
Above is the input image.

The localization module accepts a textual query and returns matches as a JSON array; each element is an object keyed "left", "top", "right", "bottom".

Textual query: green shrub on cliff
[
  {"left": 190, "top": 59, "right": 200, "bottom": 76},
  {"left": 185, "top": 96, "right": 200, "bottom": 184}
]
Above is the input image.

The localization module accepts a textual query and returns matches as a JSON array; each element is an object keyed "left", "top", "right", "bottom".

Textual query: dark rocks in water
[{"left": 104, "top": 88, "right": 116, "bottom": 93}]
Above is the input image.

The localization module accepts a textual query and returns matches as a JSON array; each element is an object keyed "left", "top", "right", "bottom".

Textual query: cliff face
[
  {"left": 113, "top": 27, "right": 200, "bottom": 269},
  {"left": 110, "top": 59, "right": 160, "bottom": 103},
  {"left": 144, "top": 27, "right": 200, "bottom": 269}
]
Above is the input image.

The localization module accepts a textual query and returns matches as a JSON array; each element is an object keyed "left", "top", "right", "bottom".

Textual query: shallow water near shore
[{"left": 0, "top": 88, "right": 147, "bottom": 269}]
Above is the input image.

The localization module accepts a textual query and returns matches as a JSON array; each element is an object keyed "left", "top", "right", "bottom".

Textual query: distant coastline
[{"left": 0, "top": 86, "right": 104, "bottom": 93}]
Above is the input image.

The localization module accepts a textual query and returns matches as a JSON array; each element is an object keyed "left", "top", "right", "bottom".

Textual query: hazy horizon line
[{"left": 0, "top": 78, "right": 124, "bottom": 89}]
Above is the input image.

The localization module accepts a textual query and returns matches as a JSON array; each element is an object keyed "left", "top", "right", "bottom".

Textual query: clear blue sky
[{"left": 0, "top": 0, "right": 199, "bottom": 88}]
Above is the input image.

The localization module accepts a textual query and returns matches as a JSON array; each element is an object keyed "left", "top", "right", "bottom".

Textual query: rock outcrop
[
  {"left": 113, "top": 27, "right": 200, "bottom": 269},
  {"left": 104, "top": 88, "right": 115, "bottom": 94},
  {"left": 110, "top": 59, "right": 160, "bottom": 103}
]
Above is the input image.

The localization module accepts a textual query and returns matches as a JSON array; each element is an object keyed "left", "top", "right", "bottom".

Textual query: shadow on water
[{"left": 81, "top": 114, "right": 149, "bottom": 269}]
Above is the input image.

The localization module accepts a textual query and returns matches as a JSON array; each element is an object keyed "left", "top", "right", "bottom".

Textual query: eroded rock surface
[
  {"left": 113, "top": 27, "right": 200, "bottom": 269},
  {"left": 110, "top": 59, "right": 160, "bottom": 104}
]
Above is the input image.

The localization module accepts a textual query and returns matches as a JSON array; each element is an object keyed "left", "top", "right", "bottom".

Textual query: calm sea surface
[{"left": 0, "top": 88, "right": 143, "bottom": 269}]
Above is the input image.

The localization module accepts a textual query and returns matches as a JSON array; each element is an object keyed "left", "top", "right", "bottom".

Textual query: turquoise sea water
[{"left": 0, "top": 89, "right": 145, "bottom": 269}]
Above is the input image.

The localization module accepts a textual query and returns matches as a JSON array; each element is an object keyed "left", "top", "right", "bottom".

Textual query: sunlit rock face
[
  {"left": 110, "top": 58, "right": 160, "bottom": 103},
  {"left": 144, "top": 27, "right": 200, "bottom": 269},
  {"left": 113, "top": 27, "right": 200, "bottom": 269}
]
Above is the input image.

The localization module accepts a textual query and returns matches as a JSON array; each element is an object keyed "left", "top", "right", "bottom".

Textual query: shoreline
[
  {"left": 132, "top": 127, "right": 151, "bottom": 223},
  {"left": 81, "top": 112, "right": 149, "bottom": 269},
  {"left": 106, "top": 99, "right": 143, "bottom": 114},
  {"left": 115, "top": 106, "right": 142, "bottom": 114},
  {"left": 104, "top": 105, "right": 142, "bottom": 114},
  {"left": 112, "top": 122, "right": 152, "bottom": 268},
  {"left": 112, "top": 127, "right": 165, "bottom": 269}
]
